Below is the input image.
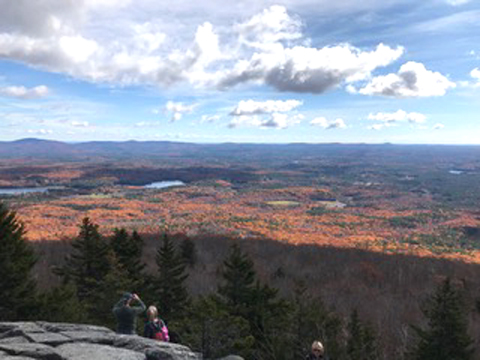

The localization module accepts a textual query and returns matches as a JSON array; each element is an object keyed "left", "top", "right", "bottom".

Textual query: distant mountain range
[{"left": 1, "top": 138, "right": 479, "bottom": 163}]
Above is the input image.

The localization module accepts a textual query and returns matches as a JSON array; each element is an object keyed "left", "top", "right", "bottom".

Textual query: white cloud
[
  {"left": 310, "top": 117, "right": 347, "bottom": 129},
  {"left": 355, "top": 62, "right": 455, "bottom": 97},
  {"left": 0, "top": 85, "right": 49, "bottom": 99},
  {"left": 368, "top": 110, "right": 427, "bottom": 123},
  {"left": 444, "top": 0, "right": 471, "bottom": 5},
  {"left": 0, "top": 3, "right": 407, "bottom": 96},
  {"left": 71, "top": 121, "right": 90, "bottom": 127},
  {"left": 433, "top": 123, "right": 445, "bottom": 130},
  {"left": 471, "top": 68, "right": 480, "bottom": 86},
  {"left": 229, "top": 99, "right": 304, "bottom": 129},
  {"left": 164, "top": 101, "right": 196, "bottom": 121},
  {"left": 217, "top": 42, "right": 404, "bottom": 93},
  {"left": 27, "top": 128, "right": 53, "bottom": 135},
  {"left": 201, "top": 114, "right": 221, "bottom": 123},
  {"left": 230, "top": 99, "right": 302, "bottom": 115},
  {"left": 229, "top": 113, "right": 303, "bottom": 129}
]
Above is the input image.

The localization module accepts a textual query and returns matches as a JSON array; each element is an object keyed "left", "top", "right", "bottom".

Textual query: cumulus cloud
[
  {"left": 217, "top": 43, "right": 404, "bottom": 93},
  {"left": 229, "top": 113, "right": 303, "bottom": 129},
  {"left": 310, "top": 117, "right": 347, "bottom": 129},
  {"left": 0, "top": 2, "right": 409, "bottom": 96},
  {"left": 230, "top": 99, "right": 302, "bottom": 115},
  {"left": 368, "top": 110, "right": 427, "bottom": 124},
  {"left": 164, "top": 101, "right": 196, "bottom": 121},
  {"left": 433, "top": 123, "right": 445, "bottom": 129},
  {"left": 0, "top": 85, "right": 49, "bottom": 99},
  {"left": 229, "top": 99, "right": 304, "bottom": 129},
  {"left": 354, "top": 62, "right": 455, "bottom": 97}
]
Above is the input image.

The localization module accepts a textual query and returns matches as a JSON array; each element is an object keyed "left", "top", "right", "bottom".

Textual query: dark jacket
[
  {"left": 144, "top": 318, "right": 168, "bottom": 340},
  {"left": 113, "top": 298, "right": 146, "bottom": 334},
  {"left": 305, "top": 353, "right": 325, "bottom": 360}
]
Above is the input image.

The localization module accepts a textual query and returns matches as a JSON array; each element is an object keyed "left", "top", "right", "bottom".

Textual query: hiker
[
  {"left": 113, "top": 292, "right": 146, "bottom": 335},
  {"left": 144, "top": 305, "right": 170, "bottom": 342},
  {"left": 305, "top": 340, "right": 325, "bottom": 359}
]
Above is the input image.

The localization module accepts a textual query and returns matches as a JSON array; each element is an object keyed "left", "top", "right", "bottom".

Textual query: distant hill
[{"left": 1, "top": 138, "right": 480, "bottom": 164}]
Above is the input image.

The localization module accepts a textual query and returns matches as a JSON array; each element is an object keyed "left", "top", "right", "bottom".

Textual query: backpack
[{"left": 152, "top": 320, "right": 170, "bottom": 342}]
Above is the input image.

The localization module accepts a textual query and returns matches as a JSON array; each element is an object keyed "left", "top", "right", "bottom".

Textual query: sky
[{"left": 0, "top": 0, "right": 479, "bottom": 144}]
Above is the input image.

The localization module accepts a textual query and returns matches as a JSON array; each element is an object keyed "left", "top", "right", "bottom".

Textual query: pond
[
  {"left": 143, "top": 180, "right": 186, "bottom": 189},
  {"left": 0, "top": 187, "right": 51, "bottom": 195}
]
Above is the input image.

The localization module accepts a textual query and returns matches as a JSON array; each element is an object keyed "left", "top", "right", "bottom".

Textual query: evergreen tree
[
  {"left": 217, "top": 243, "right": 291, "bottom": 360},
  {"left": 110, "top": 228, "right": 146, "bottom": 290},
  {"left": 56, "top": 217, "right": 110, "bottom": 301},
  {"left": 87, "top": 250, "right": 136, "bottom": 329},
  {"left": 38, "top": 283, "right": 87, "bottom": 324},
  {"left": 180, "top": 237, "right": 197, "bottom": 268},
  {"left": 410, "top": 278, "right": 474, "bottom": 360},
  {"left": 154, "top": 233, "right": 190, "bottom": 323},
  {"left": 217, "top": 243, "right": 255, "bottom": 317},
  {"left": 0, "top": 202, "right": 38, "bottom": 321},
  {"left": 178, "top": 295, "right": 254, "bottom": 359},
  {"left": 346, "top": 309, "right": 379, "bottom": 360},
  {"left": 290, "top": 281, "right": 344, "bottom": 360}
]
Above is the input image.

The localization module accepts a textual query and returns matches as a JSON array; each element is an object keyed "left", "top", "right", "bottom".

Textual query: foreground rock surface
[{"left": 0, "top": 322, "right": 200, "bottom": 360}]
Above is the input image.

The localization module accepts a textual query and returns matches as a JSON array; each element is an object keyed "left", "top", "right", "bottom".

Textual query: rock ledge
[{"left": 0, "top": 322, "right": 200, "bottom": 360}]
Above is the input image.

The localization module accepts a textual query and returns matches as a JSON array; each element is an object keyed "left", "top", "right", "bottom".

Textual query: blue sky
[{"left": 0, "top": 0, "right": 479, "bottom": 144}]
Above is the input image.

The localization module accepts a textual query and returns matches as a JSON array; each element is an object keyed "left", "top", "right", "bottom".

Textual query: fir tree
[
  {"left": 56, "top": 217, "right": 110, "bottom": 301},
  {"left": 178, "top": 295, "right": 254, "bottom": 359},
  {"left": 38, "top": 283, "right": 87, "bottom": 324},
  {"left": 180, "top": 237, "right": 197, "bottom": 268},
  {"left": 154, "top": 233, "right": 190, "bottom": 322},
  {"left": 217, "top": 243, "right": 290, "bottom": 359},
  {"left": 110, "top": 228, "right": 146, "bottom": 290},
  {"left": 87, "top": 250, "right": 136, "bottom": 329},
  {"left": 217, "top": 243, "right": 255, "bottom": 317},
  {"left": 0, "top": 202, "right": 38, "bottom": 321},
  {"left": 290, "top": 281, "right": 344, "bottom": 360},
  {"left": 410, "top": 278, "right": 474, "bottom": 360},
  {"left": 346, "top": 309, "right": 378, "bottom": 360}
]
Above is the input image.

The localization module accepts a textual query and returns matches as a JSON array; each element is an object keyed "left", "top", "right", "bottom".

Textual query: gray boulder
[{"left": 0, "top": 322, "right": 201, "bottom": 360}]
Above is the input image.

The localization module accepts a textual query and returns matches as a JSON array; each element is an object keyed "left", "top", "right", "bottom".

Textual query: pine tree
[
  {"left": 87, "top": 250, "right": 136, "bottom": 329},
  {"left": 217, "top": 243, "right": 255, "bottom": 317},
  {"left": 110, "top": 228, "right": 146, "bottom": 290},
  {"left": 290, "top": 281, "right": 344, "bottom": 360},
  {"left": 0, "top": 202, "right": 38, "bottom": 321},
  {"left": 410, "top": 278, "right": 474, "bottom": 360},
  {"left": 346, "top": 309, "right": 378, "bottom": 360},
  {"left": 154, "top": 233, "right": 190, "bottom": 322},
  {"left": 180, "top": 237, "right": 197, "bottom": 268},
  {"left": 177, "top": 295, "right": 254, "bottom": 359},
  {"left": 217, "top": 243, "right": 290, "bottom": 359},
  {"left": 56, "top": 217, "right": 110, "bottom": 301},
  {"left": 38, "top": 283, "right": 87, "bottom": 324}
]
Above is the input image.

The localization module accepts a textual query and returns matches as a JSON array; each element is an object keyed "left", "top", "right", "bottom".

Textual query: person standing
[
  {"left": 113, "top": 292, "right": 146, "bottom": 335},
  {"left": 305, "top": 340, "right": 325, "bottom": 360},
  {"left": 144, "top": 305, "right": 170, "bottom": 342}
]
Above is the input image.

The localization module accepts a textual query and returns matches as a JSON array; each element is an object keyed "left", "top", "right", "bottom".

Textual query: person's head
[
  {"left": 121, "top": 292, "right": 134, "bottom": 306},
  {"left": 146, "top": 305, "right": 158, "bottom": 321},
  {"left": 311, "top": 341, "right": 324, "bottom": 357}
]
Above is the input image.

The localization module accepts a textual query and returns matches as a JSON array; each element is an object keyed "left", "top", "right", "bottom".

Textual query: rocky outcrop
[{"left": 0, "top": 322, "right": 200, "bottom": 360}]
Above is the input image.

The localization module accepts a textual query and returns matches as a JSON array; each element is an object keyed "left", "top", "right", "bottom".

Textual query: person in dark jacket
[
  {"left": 144, "top": 305, "right": 170, "bottom": 342},
  {"left": 305, "top": 340, "right": 325, "bottom": 359},
  {"left": 113, "top": 292, "right": 146, "bottom": 335}
]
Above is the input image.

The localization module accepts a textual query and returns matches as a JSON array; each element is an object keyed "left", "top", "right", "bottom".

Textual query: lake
[
  {"left": 143, "top": 180, "right": 185, "bottom": 189},
  {"left": 0, "top": 187, "right": 51, "bottom": 195}
]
